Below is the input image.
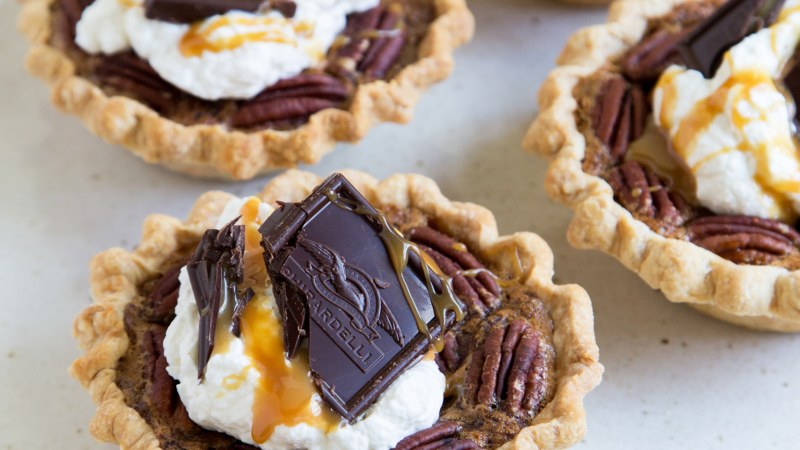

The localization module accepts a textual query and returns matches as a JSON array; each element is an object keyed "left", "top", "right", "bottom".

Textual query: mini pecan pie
[
  {"left": 524, "top": 0, "right": 800, "bottom": 331},
  {"left": 17, "top": 0, "right": 473, "bottom": 179},
  {"left": 69, "top": 170, "right": 602, "bottom": 450}
]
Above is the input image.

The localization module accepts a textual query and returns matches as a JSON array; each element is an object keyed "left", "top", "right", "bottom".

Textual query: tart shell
[
  {"left": 70, "top": 169, "right": 603, "bottom": 450},
  {"left": 522, "top": 0, "right": 800, "bottom": 332},
  {"left": 17, "top": 0, "right": 474, "bottom": 179}
]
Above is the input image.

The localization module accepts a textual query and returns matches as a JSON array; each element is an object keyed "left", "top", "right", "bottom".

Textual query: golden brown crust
[
  {"left": 17, "top": 0, "right": 474, "bottom": 179},
  {"left": 71, "top": 170, "right": 603, "bottom": 450},
  {"left": 522, "top": 0, "right": 800, "bottom": 332}
]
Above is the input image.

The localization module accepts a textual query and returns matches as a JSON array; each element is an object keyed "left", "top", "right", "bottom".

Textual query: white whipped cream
[
  {"left": 653, "top": 0, "right": 800, "bottom": 221},
  {"left": 75, "top": 0, "right": 379, "bottom": 100},
  {"left": 163, "top": 197, "right": 445, "bottom": 450}
]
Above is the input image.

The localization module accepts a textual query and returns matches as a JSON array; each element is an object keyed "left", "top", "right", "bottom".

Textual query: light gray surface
[{"left": 1, "top": 0, "right": 798, "bottom": 448}]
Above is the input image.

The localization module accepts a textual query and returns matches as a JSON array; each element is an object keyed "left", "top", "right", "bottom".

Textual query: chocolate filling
[
  {"left": 48, "top": 0, "right": 434, "bottom": 131},
  {"left": 116, "top": 205, "right": 555, "bottom": 450},
  {"left": 573, "top": 0, "right": 800, "bottom": 268}
]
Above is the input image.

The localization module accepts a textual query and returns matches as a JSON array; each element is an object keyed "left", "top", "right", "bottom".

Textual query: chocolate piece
[
  {"left": 783, "top": 61, "right": 800, "bottom": 124},
  {"left": 186, "top": 217, "right": 246, "bottom": 379},
  {"left": 230, "top": 287, "right": 255, "bottom": 337},
  {"left": 144, "top": 0, "right": 297, "bottom": 24},
  {"left": 677, "top": 0, "right": 783, "bottom": 78},
  {"left": 145, "top": 0, "right": 263, "bottom": 24},
  {"left": 260, "top": 173, "right": 463, "bottom": 422},
  {"left": 271, "top": 0, "right": 297, "bottom": 18}
]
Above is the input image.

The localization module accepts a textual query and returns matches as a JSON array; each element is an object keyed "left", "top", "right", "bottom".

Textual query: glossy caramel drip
[
  {"left": 324, "top": 190, "right": 465, "bottom": 352},
  {"left": 234, "top": 198, "right": 340, "bottom": 444},
  {"left": 625, "top": 119, "right": 698, "bottom": 204},
  {"left": 179, "top": 17, "right": 308, "bottom": 57}
]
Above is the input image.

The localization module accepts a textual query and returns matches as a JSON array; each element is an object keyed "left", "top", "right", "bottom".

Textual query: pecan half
[
  {"left": 407, "top": 227, "right": 500, "bottom": 311},
  {"left": 687, "top": 215, "right": 800, "bottom": 264},
  {"left": 334, "top": 7, "right": 385, "bottom": 69},
  {"left": 332, "top": 5, "right": 407, "bottom": 78},
  {"left": 464, "top": 320, "right": 546, "bottom": 417},
  {"left": 232, "top": 73, "right": 350, "bottom": 128},
  {"left": 358, "top": 6, "right": 407, "bottom": 79},
  {"left": 592, "top": 76, "right": 648, "bottom": 162},
  {"left": 394, "top": 422, "right": 482, "bottom": 450},
  {"left": 91, "top": 54, "right": 182, "bottom": 113},
  {"left": 606, "top": 161, "right": 688, "bottom": 224},
  {"left": 143, "top": 262, "right": 184, "bottom": 323},
  {"left": 620, "top": 28, "right": 692, "bottom": 83}
]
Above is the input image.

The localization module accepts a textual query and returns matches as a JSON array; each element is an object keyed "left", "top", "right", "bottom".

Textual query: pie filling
[
  {"left": 118, "top": 174, "right": 556, "bottom": 450},
  {"left": 575, "top": 0, "right": 800, "bottom": 268},
  {"left": 49, "top": 0, "right": 434, "bottom": 131}
]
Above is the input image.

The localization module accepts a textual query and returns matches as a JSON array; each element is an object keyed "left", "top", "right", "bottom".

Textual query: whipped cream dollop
[
  {"left": 653, "top": 0, "right": 800, "bottom": 222},
  {"left": 163, "top": 197, "right": 445, "bottom": 450},
  {"left": 75, "top": 0, "right": 379, "bottom": 100}
]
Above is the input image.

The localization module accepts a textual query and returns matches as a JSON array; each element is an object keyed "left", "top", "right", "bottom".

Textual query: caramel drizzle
[{"left": 325, "top": 190, "right": 464, "bottom": 352}]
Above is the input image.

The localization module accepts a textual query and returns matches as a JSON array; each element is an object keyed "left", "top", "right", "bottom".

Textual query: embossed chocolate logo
[{"left": 280, "top": 236, "right": 403, "bottom": 373}]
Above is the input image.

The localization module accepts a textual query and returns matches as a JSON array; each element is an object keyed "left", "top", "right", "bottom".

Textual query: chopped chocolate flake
[
  {"left": 677, "top": 0, "right": 784, "bottom": 78},
  {"left": 783, "top": 60, "right": 800, "bottom": 124},
  {"left": 259, "top": 174, "right": 463, "bottom": 422},
  {"left": 230, "top": 287, "right": 255, "bottom": 337},
  {"left": 144, "top": 0, "right": 297, "bottom": 24},
  {"left": 186, "top": 216, "right": 246, "bottom": 379},
  {"left": 269, "top": 0, "right": 297, "bottom": 18}
]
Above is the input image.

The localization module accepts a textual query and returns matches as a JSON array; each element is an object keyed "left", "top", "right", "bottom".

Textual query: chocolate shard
[
  {"left": 231, "top": 287, "right": 255, "bottom": 337},
  {"left": 270, "top": 0, "right": 297, "bottom": 18},
  {"left": 145, "top": 0, "right": 297, "bottom": 23},
  {"left": 144, "top": 0, "right": 258, "bottom": 23},
  {"left": 783, "top": 61, "right": 800, "bottom": 124},
  {"left": 677, "top": 0, "right": 781, "bottom": 78},
  {"left": 186, "top": 217, "right": 247, "bottom": 379},
  {"left": 259, "top": 173, "right": 462, "bottom": 422}
]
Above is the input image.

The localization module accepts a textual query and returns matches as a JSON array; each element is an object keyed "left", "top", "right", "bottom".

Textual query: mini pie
[
  {"left": 524, "top": 0, "right": 800, "bottom": 331},
  {"left": 69, "top": 169, "right": 602, "bottom": 450},
  {"left": 17, "top": 0, "right": 473, "bottom": 179}
]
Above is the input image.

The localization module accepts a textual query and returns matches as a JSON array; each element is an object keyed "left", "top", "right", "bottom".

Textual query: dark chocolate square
[{"left": 259, "top": 174, "right": 448, "bottom": 422}]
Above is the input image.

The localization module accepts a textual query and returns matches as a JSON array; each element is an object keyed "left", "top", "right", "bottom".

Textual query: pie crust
[
  {"left": 522, "top": 0, "right": 800, "bottom": 332},
  {"left": 16, "top": 1, "right": 474, "bottom": 179},
  {"left": 70, "top": 169, "right": 603, "bottom": 450}
]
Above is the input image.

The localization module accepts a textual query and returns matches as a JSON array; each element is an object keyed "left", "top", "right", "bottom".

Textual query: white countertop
[{"left": 1, "top": 0, "right": 799, "bottom": 448}]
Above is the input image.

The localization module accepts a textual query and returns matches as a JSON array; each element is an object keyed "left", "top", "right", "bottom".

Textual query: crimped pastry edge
[
  {"left": 70, "top": 169, "right": 603, "bottom": 450},
  {"left": 522, "top": 0, "right": 800, "bottom": 332},
  {"left": 16, "top": 0, "right": 474, "bottom": 179}
]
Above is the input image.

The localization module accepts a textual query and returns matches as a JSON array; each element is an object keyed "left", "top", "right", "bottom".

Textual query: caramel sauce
[
  {"left": 179, "top": 17, "right": 313, "bottom": 57},
  {"left": 480, "top": 240, "right": 523, "bottom": 282},
  {"left": 624, "top": 119, "right": 698, "bottom": 204},
  {"left": 451, "top": 242, "right": 467, "bottom": 252},
  {"left": 325, "top": 191, "right": 465, "bottom": 352},
  {"left": 657, "top": 49, "right": 800, "bottom": 221},
  {"left": 232, "top": 198, "right": 340, "bottom": 444},
  {"left": 116, "top": 0, "right": 140, "bottom": 7}
]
